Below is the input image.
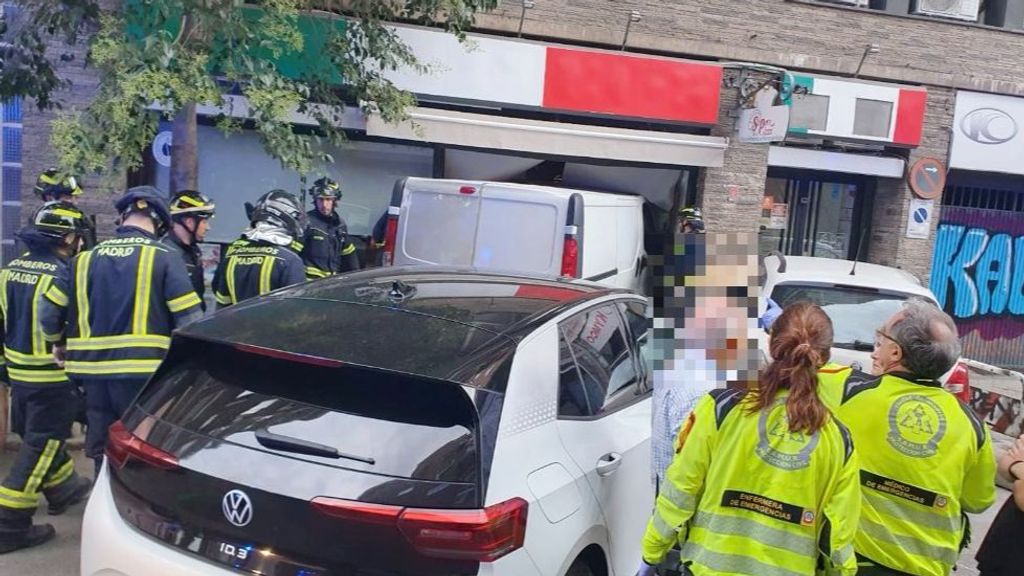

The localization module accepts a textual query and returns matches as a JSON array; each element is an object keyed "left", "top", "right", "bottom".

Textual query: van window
[
  {"left": 402, "top": 190, "right": 479, "bottom": 265},
  {"left": 557, "top": 303, "right": 640, "bottom": 417},
  {"left": 474, "top": 197, "right": 559, "bottom": 274}
]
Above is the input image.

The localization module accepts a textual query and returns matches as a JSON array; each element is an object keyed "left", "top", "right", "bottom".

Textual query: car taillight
[
  {"left": 560, "top": 234, "right": 579, "bottom": 278},
  {"left": 382, "top": 208, "right": 399, "bottom": 267},
  {"left": 105, "top": 420, "right": 179, "bottom": 470},
  {"left": 311, "top": 497, "right": 528, "bottom": 562},
  {"left": 946, "top": 361, "right": 971, "bottom": 403}
]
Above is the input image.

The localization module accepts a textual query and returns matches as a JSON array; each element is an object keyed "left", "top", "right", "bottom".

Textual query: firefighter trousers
[
  {"left": 79, "top": 378, "right": 146, "bottom": 477},
  {"left": 0, "top": 384, "right": 81, "bottom": 536}
]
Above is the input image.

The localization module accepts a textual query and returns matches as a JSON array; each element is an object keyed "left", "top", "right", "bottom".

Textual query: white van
[{"left": 380, "top": 178, "right": 647, "bottom": 291}]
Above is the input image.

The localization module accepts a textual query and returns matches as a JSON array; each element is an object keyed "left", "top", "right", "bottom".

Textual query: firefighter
[
  {"left": 639, "top": 302, "right": 860, "bottom": 576},
  {"left": 166, "top": 190, "right": 216, "bottom": 312},
  {"left": 817, "top": 297, "right": 997, "bottom": 576},
  {"left": 212, "top": 189, "right": 306, "bottom": 307},
  {"left": 301, "top": 177, "right": 360, "bottom": 279},
  {"left": 0, "top": 202, "right": 93, "bottom": 554},
  {"left": 41, "top": 186, "right": 203, "bottom": 478},
  {"left": 678, "top": 207, "right": 706, "bottom": 234},
  {"left": 34, "top": 169, "right": 97, "bottom": 248}
]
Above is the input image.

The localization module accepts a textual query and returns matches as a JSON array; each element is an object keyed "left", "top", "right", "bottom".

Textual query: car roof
[
  {"left": 765, "top": 254, "right": 936, "bottom": 300},
  {"left": 178, "top": 267, "right": 627, "bottom": 388}
]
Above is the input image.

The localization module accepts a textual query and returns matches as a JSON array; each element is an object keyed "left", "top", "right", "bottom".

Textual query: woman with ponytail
[{"left": 636, "top": 302, "right": 862, "bottom": 576}]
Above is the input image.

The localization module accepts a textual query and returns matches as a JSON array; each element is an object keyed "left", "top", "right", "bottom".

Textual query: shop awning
[
  {"left": 366, "top": 108, "right": 728, "bottom": 168},
  {"left": 767, "top": 146, "right": 906, "bottom": 178}
]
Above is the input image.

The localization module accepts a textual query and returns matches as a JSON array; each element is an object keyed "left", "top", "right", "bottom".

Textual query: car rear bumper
[
  {"left": 81, "top": 465, "right": 238, "bottom": 576},
  {"left": 82, "top": 465, "right": 544, "bottom": 576}
]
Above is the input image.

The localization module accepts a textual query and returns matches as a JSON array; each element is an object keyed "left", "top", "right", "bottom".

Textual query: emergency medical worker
[
  {"left": 41, "top": 187, "right": 203, "bottom": 478},
  {"left": 301, "top": 177, "right": 359, "bottom": 279},
  {"left": 166, "top": 191, "right": 216, "bottom": 312},
  {"left": 0, "top": 202, "right": 92, "bottom": 554},
  {"left": 212, "top": 189, "right": 306, "bottom": 306},
  {"left": 817, "top": 298, "right": 997, "bottom": 576},
  {"left": 34, "top": 169, "right": 97, "bottom": 248},
  {"left": 639, "top": 302, "right": 860, "bottom": 576}
]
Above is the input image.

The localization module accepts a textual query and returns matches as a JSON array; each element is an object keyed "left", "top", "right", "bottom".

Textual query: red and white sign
[{"left": 389, "top": 26, "right": 722, "bottom": 126}]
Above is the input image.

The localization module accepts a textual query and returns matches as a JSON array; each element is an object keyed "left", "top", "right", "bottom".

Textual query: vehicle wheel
[{"left": 565, "top": 559, "right": 594, "bottom": 576}]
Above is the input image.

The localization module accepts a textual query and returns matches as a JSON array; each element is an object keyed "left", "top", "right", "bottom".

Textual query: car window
[
  {"left": 557, "top": 303, "right": 640, "bottom": 418},
  {"left": 620, "top": 300, "right": 651, "bottom": 391},
  {"left": 770, "top": 284, "right": 914, "bottom": 350}
]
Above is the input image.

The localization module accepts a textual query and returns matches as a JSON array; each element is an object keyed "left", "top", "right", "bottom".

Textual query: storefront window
[{"left": 760, "top": 170, "right": 870, "bottom": 261}]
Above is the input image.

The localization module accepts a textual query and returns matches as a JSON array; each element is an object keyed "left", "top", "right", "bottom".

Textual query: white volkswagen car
[{"left": 81, "top": 268, "right": 653, "bottom": 576}]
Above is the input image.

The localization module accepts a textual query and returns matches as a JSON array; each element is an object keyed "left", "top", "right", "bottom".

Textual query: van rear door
[
  {"left": 474, "top": 183, "right": 567, "bottom": 277},
  {"left": 397, "top": 179, "right": 484, "bottom": 266}
]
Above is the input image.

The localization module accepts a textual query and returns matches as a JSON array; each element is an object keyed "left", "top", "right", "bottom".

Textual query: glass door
[{"left": 759, "top": 169, "right": 874, "bottom": 260}]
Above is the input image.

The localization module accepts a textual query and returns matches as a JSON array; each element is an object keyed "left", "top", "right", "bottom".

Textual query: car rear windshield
[
  {"left": 135, "top": 342, "right": 485, "bottom": 483},
  {"left": 770, "top": 284, "right": 915, "bottom": 350}
]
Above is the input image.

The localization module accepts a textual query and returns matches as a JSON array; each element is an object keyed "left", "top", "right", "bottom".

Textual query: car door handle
[{"left": 596, "top": 452, "right": 622, "bottom": 477}]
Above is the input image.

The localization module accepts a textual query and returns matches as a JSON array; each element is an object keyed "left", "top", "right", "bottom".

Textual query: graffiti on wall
[
  {"left": 969, "top": 386, "right": 1024, "bottom": 437},
  {"left": 930, "top": 206, "right": 1024, "bottom": 369}
]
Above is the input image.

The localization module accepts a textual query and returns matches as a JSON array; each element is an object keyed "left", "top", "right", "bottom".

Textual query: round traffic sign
[{"left": 908, "top": 157, "right": 946, "bottom": 200}]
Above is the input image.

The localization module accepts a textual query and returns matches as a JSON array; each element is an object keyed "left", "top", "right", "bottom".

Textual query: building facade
[{"left": 15, "top": 0, "right": 1024, "bottom": 365}]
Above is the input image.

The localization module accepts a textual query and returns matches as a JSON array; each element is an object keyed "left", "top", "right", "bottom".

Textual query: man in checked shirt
[{"left": 649, "top": 233, "right": 764, "bottom": 489}]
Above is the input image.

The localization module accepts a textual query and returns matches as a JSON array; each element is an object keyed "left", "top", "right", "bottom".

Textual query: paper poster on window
[
  {"left": 769, "top": 203, "right": 789, "bottom": 230},
  {"left": 906, "top": 199, "right": 933, "bottom": 239}
]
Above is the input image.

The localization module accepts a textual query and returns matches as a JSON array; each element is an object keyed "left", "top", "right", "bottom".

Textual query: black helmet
[
  {"left": 32, "top": 201, "right": 89, "bottom": 241},
  {"left": 251, "top": 189, "right": 305, "bottom": 239},
  {"left": 34, "top": 169, "right": 82, "bottom": 200},
  {"left": 310, "top": 177, "right": 342, "bottom": 201},
  {"left": 114, "top": 186, "right": 173, "bottom": 237},
  {"left": 170, "top": 190, "right": 216, "bottom": 220}
]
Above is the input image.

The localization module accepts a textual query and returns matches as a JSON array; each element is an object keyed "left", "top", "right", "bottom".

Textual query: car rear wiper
[{"left": 255, "top": 428, "right": 376, "bottom": 465}]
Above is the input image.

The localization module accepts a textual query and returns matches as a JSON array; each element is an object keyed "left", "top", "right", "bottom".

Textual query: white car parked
[{"left": 81, "top": 268, "right": 653, "bottom": 576}]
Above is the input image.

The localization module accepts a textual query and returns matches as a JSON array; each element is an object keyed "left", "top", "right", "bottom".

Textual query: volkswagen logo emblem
[
  {"left": 222, "top": 489, "right": 253, "bottom": 527},
  {"left": 961, "top": 108, "right": 1018, "bottom": 144}
]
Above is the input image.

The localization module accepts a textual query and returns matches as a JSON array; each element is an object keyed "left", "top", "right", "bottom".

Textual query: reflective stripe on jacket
[
  {"left": 45, "top": 226, "right": 203, "bottom": 381},
  {"left": 0, "top": 250, "right": 70, "bottom": 385},
  {"left": 818, "top": 364, "right": 997, "bottom": 576},
  {"left": 301, "top": 209, "right": 358, "bottom": 279},
  {"left": 212, "top": 238, "right": 306, "bottom": 307}
]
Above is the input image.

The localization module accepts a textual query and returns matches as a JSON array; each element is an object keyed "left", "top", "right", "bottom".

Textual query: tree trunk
[{"left": 170, "top": 102, "right": 198, "bottom": 193}]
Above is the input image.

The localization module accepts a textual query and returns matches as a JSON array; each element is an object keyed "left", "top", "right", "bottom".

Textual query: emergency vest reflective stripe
[
  {"left": 212, "top": 238, "right": 306, "bottom": 307},
  {"left": 0, "top": 251, "right": 71, "bottom": 386},
  {"left": 54, "top": 226, "right": 203, "bottom": 381},
  {"left": 641, "top": 389, "right": 861, "bottom": 576},
  {"left": 817, "top": 366, "right": 997, "bottom": 576}
]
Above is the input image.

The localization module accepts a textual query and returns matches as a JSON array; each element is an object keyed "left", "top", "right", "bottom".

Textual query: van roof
[{"left": 402, "top": 177, "right": 645, "bottom": 206}]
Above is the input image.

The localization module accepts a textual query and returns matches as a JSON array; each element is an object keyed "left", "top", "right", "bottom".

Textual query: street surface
[{"left": 0, "top": 445, "right": 1010, "bottom": 576}]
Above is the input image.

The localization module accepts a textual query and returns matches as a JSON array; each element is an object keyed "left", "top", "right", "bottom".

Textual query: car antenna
[{"left": 850, "top": 232, "right": 868, "bottom": 276}]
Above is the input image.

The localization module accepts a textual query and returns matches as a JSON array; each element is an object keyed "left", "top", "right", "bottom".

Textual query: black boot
[
  {"left": 0, "top": 524, "right": 56, "bottom": 555},
  {"left": 47, "top": 476, "right": 92, "bottom": 516}
]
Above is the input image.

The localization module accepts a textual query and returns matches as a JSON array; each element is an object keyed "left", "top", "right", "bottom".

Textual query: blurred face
[
  {"left": 316, "top": 197, "right": 335, "bottom": 216},
  {"left": 680, "top": 260, "right": 759, "bottom": 374},
  {"left": 871, "top": 312, "right": 905, "bottom": 375}
]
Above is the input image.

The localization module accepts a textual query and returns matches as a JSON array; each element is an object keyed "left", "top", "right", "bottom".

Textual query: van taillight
[
  {"left": 106, "top": 421, "right": 179, "bottom": 470},
  {"left": 382, "top": 209, "right": 399, "bottom": 267},
  {"left": 946, "top": 361, "right": 971, "bottom": 403},
  {"left": 560, "top": 235, "right": 579, "bottom": 278},
  {"left": 311, "top": 497, "right": 528, "bottom": 562}
]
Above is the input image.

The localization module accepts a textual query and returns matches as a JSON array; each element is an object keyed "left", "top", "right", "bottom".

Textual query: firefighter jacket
[
  {"left": 0, "top": 247, "right": 71, "bottom": 385},
  {"left": 40, "top": 226, "right": 203, "bottom": 381},
  {"left": 642, "top": 388, "right": 860, "bottom": 576},
  {"left": 212, "top": 237, "right": 306, "bottom": 307},
  {"left": 818, "top": 365, "right": 997, "bottom": 576},
  {"left": 301, "top": 209, "right": 359, "bottom": 279},
  {"left": 164, "top": 234, "right": 206, "bottom": 312}
]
